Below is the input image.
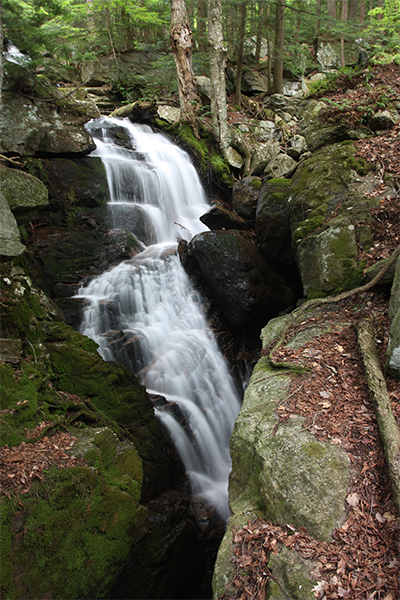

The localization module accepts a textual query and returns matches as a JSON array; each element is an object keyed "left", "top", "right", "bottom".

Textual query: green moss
[
  {"left": 251, "top": 178, "right": 262, "bottom": 191},
  {"left": 331, "top": 258, "right": 366, "bottom": 294},
  {"left": 293, "top": 215, "right": 325, "bottom": 242},
  {"left": 303, "top": 441, "right": 327, "bottom": 458},
  {"left": 2, "top": 466, "right": 147, "bottom": 599}
]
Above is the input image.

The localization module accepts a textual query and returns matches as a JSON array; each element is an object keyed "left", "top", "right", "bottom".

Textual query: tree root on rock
[
  {"left": 357, "top": 319, "right": 400, "bottom": 514},
  {"left": 268, "top": 244, "right": 400, "bottom": 372}
]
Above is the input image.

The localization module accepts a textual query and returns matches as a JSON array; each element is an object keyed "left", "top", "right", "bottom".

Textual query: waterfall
[{"left": 77, "top": 117, "right": 241, "bottom": 522}]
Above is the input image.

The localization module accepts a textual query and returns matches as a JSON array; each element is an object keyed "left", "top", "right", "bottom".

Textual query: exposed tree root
[
  {"left": 357, "top": 319, "right": 400, "bottom": 514},
  {"left": 268, "top": 244, "right": 400, "bottom": 371}
]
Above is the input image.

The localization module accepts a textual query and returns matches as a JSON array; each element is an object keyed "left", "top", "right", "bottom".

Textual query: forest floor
[{"left": 220, "top": 65, "right": 400, "bottom": 600}]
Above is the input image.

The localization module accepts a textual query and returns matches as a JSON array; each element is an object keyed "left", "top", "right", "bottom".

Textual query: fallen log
[{"left": 356, "top": 319, "right": 400, "bottom": 514}]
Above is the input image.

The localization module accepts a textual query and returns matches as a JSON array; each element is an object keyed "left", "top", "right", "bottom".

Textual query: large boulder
[
  {"left": 288, "top": 142, "right": 381, "bottom": 296},
  {"left": 255, "top": 178, "right": 293, "bottom": 265},
  {"left": 0, "top": 193, "right": 26, "bottom": 260},
  {"left": 232, "top": 176, "right": 262, "bottom": 222},
  {"left": 213, "top": 311, "right": 350, "bottom": 599},
  {"left": 187, "top": 230, "right": 295, "bottom": 328},
  {"left": 0, "top": 92, "right": 98, "bottom": 156},
  {"left": 299, "top": 100, "right": 349, "bottom": 152},
  {"left": 250, "top": 141, "right": 280, "bottom": 175},
  {"left": 0, "top": 167, "right": 48, "bottom": 223}
]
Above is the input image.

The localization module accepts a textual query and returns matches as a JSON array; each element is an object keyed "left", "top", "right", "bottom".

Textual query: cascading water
[{"left": 77, "top": 117, "right": 241, "bottom": 522}]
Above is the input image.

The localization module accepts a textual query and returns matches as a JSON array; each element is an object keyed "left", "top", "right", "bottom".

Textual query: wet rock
[
  {"left": 0, "top": 93, "right": 98, "bottom": 156},
  {"left": 232, "top": 176, "right": 262, "bottom": 222},
  {"left": 188, "top": 230, "right": 295, "bottom": 329},
  {"left": 255, "top": 178, "right": 293, "bottom": 265},
  {"left": 200, "top": 204, "right": 247, "bottom": 231}
]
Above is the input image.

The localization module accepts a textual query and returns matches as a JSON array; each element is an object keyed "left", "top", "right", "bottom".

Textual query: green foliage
[{"left": 367, "top": 0, "right": 400, "bottom": 65}]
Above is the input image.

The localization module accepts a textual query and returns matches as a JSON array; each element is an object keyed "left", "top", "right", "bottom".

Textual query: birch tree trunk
[
  {"left": 208, "top": 0, "right": 231, "bottom": 152},
  {"left": 170, "top": 0, "right": 201, "bottom": 136}
]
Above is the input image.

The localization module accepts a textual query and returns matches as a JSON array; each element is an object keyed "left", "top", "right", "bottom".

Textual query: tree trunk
[
  {"left": 315, "top": 0, "right": 322, "bottom": 36},
  {"left": 235, "top": 1, "right": 247, "bottom": 107},
  {"left": 170, "top": 0, "right": 201, "bottom": 136},
  {"left": 272, "top": 0, "right": 285, "bottom": 95},
  {"left": 265, "top": 4, "right": 272, "bottom": 93},
  {"left": 348, "top": 0, "right": 358, "bottom": 20},
  {"left": 357, "top": 320, "right": 400, "bottom": 515},
  {"left": 340, "top": 0, "right": 348, "bottom": 68},
  {"left": 0, "top": 1, "right": 3, "bottom": 127},
  {"left": 208, "top": 0, "right": 231, "bottom": 152},
  {"left": 197, "top": 0, "right": 207, "bottom": 52},
  {"left": 327, "top": 0, "right": 337, "bottom": 18},
  {"left": 255, "top": 3, "right": 263, "bottom": 63},
  {"left": 359, "top": 0, "right": 365, "bottom": 22}
]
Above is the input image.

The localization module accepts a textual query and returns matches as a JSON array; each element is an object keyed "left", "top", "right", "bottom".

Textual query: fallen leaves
[
  {"left": 0, "top": 430, "right": 86, "bottom": 498},
  {"left": 226, "top": 290, "right": 400, "bottom": 599}
]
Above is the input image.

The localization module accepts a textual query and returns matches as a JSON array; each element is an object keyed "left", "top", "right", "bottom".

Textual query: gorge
[{"left": 1, "top": 57, "right": 399, "bottom": 600}]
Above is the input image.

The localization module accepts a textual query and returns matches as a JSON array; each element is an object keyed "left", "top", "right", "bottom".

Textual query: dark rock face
[
  {"left": 188, "top": 230, "right": 295, "bottom": 329},
  {"left": 111, "top": 490, "right": 209, "bottom": 600},
  {"left": 232, "top": 177, "right": 262, "bottom": 223},
  {"left": 200, "top": 204, "right": 247, "bottom": 231},
  {"left": 255, "top": 177, "right": 294, "bottom": 265}
]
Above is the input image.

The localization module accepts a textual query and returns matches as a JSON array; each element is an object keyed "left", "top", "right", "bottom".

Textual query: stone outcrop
[
  {"left": 0, "top": 167, "right": 48, "bottom": 223},
  {"left": 213, "top": 310, "right": 351, "bottom": 599},
  {"left": 0, "top": 264, "right": 206, "bottom": 600},
  {"left": 0, "top": 193, "right": 26, "bottom": 260},
  {"left": 187, "top": 230, "right": 295, "bottom": 329}
]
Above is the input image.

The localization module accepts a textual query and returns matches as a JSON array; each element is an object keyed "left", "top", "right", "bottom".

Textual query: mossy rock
[
  {"left": 1, "top": 465, "right": 148, "bottom": 599},
  {"left": 288, "top": 142, "right": 381, "bottom": 296},
  {"left": 213, "top": 311, "right": 351, "bottom": 599},
  {"left": 0, "top": 167, "right": 48, "bottom": 225}
]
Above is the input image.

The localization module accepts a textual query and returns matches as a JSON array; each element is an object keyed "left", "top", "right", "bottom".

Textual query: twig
[{"left": 0, "top": 154, "right": 24, "bottom": 167}]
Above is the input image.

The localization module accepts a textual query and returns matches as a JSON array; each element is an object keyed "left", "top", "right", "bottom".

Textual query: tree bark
[
  {"left": 340, "top": 0, "right": 348, "bottom": 68},
  {"left": 170, "top": 0, "right": 201, "bottom": 136},
  {"left": 208, "top": 0, "right": 231, "bottom": 152},
  {"left": 359, "top": 0, "right": 366, "bottom": 22},
  {"left": 348, "top": 0, "right": 358, "bottom": 20},
  {"left": 357, "top": 320, "right": 400, "bottom": 515},
  {"left": 315, "top": 0, "right": 322, "bottom": 35},
  {"left": 272, "top": 0, "right": 285, "bottom": 95},
  {"left": 235, "top": 1, "right": 247, "bottom": 107},
  {"left": 0, "top": 1, "right": 3, "bottom": 130},
  {"left": 327, "top": 0, "right": 337, "bottom": 18},
  {"left": 255, "top": 3, "right": 263, "bottom": 63},
  {"left": 265, "top": 4, "right": 272, "bottom": 93}
]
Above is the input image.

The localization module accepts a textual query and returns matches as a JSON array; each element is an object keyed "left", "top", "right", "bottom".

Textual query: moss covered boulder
[
  {"left": 0, "top": 167, "right": 48, "bottom": 224},
  {"left": 287, "top": 142, "right": 382, "bottom": 296},
  {"left": 213, "top": 311, "right": 350, "bottom": 599},
  {"left": 255, "top": 178, "right": 293, "bottom": 265}
]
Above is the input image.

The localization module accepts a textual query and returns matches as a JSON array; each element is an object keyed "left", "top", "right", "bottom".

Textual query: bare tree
[
  {"left": 208, "top": 0, "right": 231, "bottom": 153},
  {"left": 170, "top": 0, "right": 201, "bottom": 135},
  {"left": 197, "top": 0, "right": 207, "bottom": 52}
]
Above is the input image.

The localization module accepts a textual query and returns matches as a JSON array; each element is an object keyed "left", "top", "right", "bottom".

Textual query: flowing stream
[{"left": 77, "top": 117, "right": 241, "bottom": 521}]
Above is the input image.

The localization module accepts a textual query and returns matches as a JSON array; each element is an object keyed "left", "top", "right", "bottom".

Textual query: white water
[{"left": 77, "top": 117, "right": 241, "bottom": 521}]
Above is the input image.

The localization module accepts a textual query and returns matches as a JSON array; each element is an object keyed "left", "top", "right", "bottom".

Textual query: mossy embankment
[{"left": 0, "top": 261, "right": 185, "bottom": 599}]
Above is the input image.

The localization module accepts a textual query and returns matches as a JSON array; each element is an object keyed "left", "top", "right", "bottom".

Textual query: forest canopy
[{"left": 2, "top": 0, "right": 400, "bottom": 101}]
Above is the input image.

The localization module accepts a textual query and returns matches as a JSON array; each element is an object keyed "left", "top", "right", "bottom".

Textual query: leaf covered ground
[{"left": 220, "top": 65, "right": 400, "bottom": 600}]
